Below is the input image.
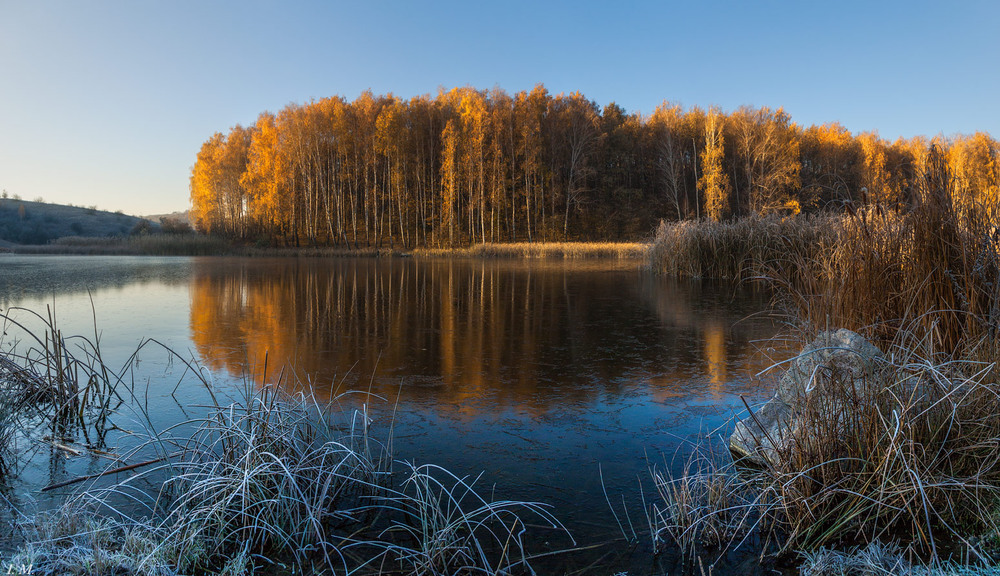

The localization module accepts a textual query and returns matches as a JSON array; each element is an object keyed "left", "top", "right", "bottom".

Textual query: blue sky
[{"left": 1, "top": 0, "right": 997, "bottom": 215}]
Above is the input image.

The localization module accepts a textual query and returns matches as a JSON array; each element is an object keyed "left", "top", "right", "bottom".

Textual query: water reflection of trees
[
  {"left": 189, "top": 259, "right": 783, "bottom": 411},
  {"left": 635, "top": 275, "right": 790, "bottom": 401}
]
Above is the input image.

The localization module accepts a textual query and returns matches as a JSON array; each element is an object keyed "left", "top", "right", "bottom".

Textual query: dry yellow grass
[
  {"left": 412, "top": 241, "right": 649, "bottom": 259},
  {"left": 17, "top": 239, "right": 648, "bottom": 260},
  {"left": 647, "top": 214, "right": 839, "bottom": 280}
]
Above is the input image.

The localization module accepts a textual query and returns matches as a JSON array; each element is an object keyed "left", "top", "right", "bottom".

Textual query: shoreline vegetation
[
  {"left": 2, "top": 235, "right": 650, "bottom": 260},
  {"left": 647, "top": 157, "right": 1000, "bottom": 573}
]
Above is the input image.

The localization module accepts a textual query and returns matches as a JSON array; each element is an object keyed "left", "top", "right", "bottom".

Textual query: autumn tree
[
  {"left": 457, "top": 89, "right": 488, "bottom": 243},
  {"left": 190, "top": 133, "right": 225, "bottom": 234},
  {"left": 514, "top": 85, "right": 548, "bottom": 242},
  {"left": 241, "top": 112, "right": 290, "bottom": 239},
  {"left": 800, "top": 123, "right": 862, "bottom": 207},
  {"left": 731, "top": 106, "right": 800, "bottom": 215},
  {"left": 190, "top": 127, "right": 251, "bottom": 236},
  {"left": 440, "top": 119, "right": 459, "bottom": 246},
  {"left": 858, "top": 131, "right": 896, "bottom": 206},
  {"left": 699, "top": 109, "right": 731, "bottom": 221},
  {"left": 488, "top": 87, "right": 515, "bottom": 241},
  {"left": 948, "top": 132, "right": 1000, "bottom": 224}
]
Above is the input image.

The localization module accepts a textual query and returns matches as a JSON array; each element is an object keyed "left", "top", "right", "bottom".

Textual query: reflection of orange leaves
[
  {"left": 703, "top": 323, "right": 727, "bottom": 395},
  {"left": 189, "top": 277, "right": 244, "bottom": 373},
  {"left": 700, "top": 109, "right": 730, "bottom": 222},
  {"left": 188, "top": 260, "right": 776, "bottom": 418}
]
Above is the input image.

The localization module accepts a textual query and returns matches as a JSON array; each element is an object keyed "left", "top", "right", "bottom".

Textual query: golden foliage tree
[
  {"left": 949, "top": 132, "right": 1000, "bottom": 223},
  {"left": 699, "top": 109, "right": 731, "bottom": 221},
  {"left": 732, "top": 106, "right": 801, "bottom": 215},
  {"left": 440, "top": 119, "right": 459, "bottom": 247},
  {"left": 858, "top": 131, "right": 896, "bottom": 206}
]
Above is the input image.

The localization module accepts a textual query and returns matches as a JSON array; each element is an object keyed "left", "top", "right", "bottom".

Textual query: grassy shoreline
[{"left": 3, "top": 236, "right": 651, "bottom": 260}]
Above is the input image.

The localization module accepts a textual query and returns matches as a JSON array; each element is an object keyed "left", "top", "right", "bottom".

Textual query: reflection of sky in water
[{"left": 0, "top": 254, "right": 792, "bottom": 573}]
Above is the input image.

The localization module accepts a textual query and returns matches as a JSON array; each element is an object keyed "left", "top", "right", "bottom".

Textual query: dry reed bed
[
  {"left": 413, "top": 241, "right": 649, "bottom": 259},
  {"left": 647, "top": 214, "right": 839, "bottom": 281},
  {"left": 786, "top": 196, "right": 1000, "bottom": 356},
  {"left": 648, "top": 192, "right": 999, "bottom": 356}
]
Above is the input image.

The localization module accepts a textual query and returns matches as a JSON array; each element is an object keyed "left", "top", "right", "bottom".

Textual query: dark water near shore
[{"left": 0, "top": 255, "right": 790, "bottom": 573}]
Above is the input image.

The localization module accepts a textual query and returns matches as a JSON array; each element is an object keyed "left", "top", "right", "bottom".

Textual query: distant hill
[{"left": 0, "top": 199, "right": 153, "bottom": 245}]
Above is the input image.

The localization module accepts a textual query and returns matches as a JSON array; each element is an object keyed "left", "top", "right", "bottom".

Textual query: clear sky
[{"left": 1, "top": 0, "right": 997, "bottom": 216}]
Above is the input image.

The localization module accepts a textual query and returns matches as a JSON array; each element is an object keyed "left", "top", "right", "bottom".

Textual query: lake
[{"left": 0, "top": 254, "right": 789, "bottom": 573}]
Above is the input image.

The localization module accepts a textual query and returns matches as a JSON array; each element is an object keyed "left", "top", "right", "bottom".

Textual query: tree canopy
[{"left": 190, "top": 85, "right": 999, "bottom": 247}]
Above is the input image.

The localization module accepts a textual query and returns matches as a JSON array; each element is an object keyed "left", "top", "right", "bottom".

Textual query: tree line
[{"left": 190, "top": 85, "right": 999, "bottom": 247}]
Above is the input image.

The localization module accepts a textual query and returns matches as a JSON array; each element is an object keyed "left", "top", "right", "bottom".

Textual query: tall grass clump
[
  {"left": 153, "top": 384, "right": 391, "bottom": 572},
  {"left": 650, "top": 333, "right": 1000, "bottom": 566},
  {"left": 647, "top": 214, "right": 839, "bottom": 281},
  {"left": 355, "top": 462, "right": 571, "bottom": 575},
  {"left": 149, "top": 385, "right": 569, "bottom": 573},
  {"left": 647, "top": 449, "right": 766, "bottom": 557},
  {"left": 768, "top": 344, "right": 1000, "bottom": 556},
  {"left": 786, "top": 188, "right": 999, "bottom": 357},
  {"left": 0, "top": 306, "right": 135, "bottom": 464}
]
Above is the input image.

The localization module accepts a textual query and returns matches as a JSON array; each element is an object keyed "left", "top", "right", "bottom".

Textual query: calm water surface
[{"left": 0, "top": 255, "right": 789, "bottom": 573}]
